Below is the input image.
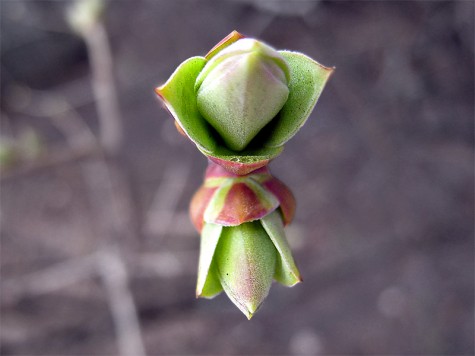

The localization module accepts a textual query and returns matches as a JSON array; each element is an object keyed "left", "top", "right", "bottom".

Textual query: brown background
[{"left": 1, "top": 1, "right": 474, "bottom": 355}]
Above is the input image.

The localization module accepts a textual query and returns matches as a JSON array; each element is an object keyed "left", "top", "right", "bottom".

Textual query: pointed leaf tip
[
  {"left": 215, "top": 221, "right": 276, "bottom": 319},
  {"left": 205, "top": 30, "right": 245, "bottom": 60},
  {"left": 154, "top": 86, "right": 164, "bottom": 99},
  {"left": 262, "top": 51, "right": 334, "bottom": 148},
  {"left": 155, "top": 56, "right": 217, "bottom": 154},
  {"left": 261, "top": 210, "right": 302, "bottom": 286},
  {"left": 196, "top": 223, "right": 223, "bottom": 298}
]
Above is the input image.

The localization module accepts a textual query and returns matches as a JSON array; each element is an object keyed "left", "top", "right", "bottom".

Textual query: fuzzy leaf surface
[
  {"left": 261, "top": 210, "right": 301, "bottom": 286},
  {"left": 215, "top": 221, "right": 277, "bottom": 319},
  {"left": 196, "top": 223, "right": 223, "bottom": 298},
  {"left": 262, "top": 51, "right": 334, "bottom": 148},
  {"left": 155, "top": 57, "right": 216, "bottom": 153}
]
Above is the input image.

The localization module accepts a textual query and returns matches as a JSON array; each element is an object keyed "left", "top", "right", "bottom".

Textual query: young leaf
[
  {"left": 261, "top": 210, "right": 301, "bottom": 286},
  {"left": 155, "top": 57, "right": 217, "bottom": 153},
  {"left": 262, "top": 51, "right": 334, "bottom": 148},
  {"left": 196, "top": 223, "right": 223, "bottom": 298},
  {"left": 215, "top": 222, "right": 277, "bottom": 319}
]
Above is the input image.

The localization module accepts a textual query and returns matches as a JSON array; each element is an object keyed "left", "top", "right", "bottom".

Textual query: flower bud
[
  {"left": 190, "top": 162, "right": 295, "bottom": 231},
  {"left": 195, "top": 39, "right": 290, "bottom": 152},
  {"left": 197, "top": 210, "right": 301, "bottom": 319},
  {"left": 155, "top": 31, "right": 334, "bottom": 319},
  {"left": 215, "top": 221, "right": 277, "bottom": 319},
  {"left": 193, "top": 162, "right": 301, "bottom": 319},
  {"left": 155, "top": 31, "right": 333, "bottom": 174}
]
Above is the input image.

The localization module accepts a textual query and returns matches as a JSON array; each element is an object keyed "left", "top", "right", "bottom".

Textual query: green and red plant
[{"left": 156, "top": 31, "right": 333, "bottom": 319}]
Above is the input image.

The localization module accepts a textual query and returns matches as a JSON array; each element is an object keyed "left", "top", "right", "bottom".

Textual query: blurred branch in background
[
  {"left": 1, "top": 93, "right": 100, "bottom": 181},
  {"left": 2, "top": 1, "right": 148, "bottom": 355},
  {"left": 65, "top": 1, "right": 145, "bottom": 354},
  {"left": 144, "top": 162, "right": 191, "bottom": 241},
  {"left": 2, "top": 254, "right": 99, "bottom": 302},
  {"left": 1, "top": 0, "right": 473, "bottom": 354},
  {"left": 68, "top": 0, "right": 123, "bottom": 154},
  {"left": 98, "top": 247, "right": 146, "bottom": 356}
]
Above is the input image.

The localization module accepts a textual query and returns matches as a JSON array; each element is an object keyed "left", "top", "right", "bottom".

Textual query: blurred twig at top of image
[
  {"left": 66, "top": 0, "right": 105, "bottom": 36},
  {"left": 230, "top": 0, "right": 320, "bottom": 17},
  {"left": 67, "top": 0, "right": 123, "bottom": 155},
  {"left": 65, "top": 1, "right": 145, "bottom": 355}
]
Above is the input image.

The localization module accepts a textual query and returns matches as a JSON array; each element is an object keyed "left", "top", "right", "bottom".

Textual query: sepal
[
  {"left": 196, "top": 223, "right": 223, "bottom": 298},
  {"left": 155, "top": 57, "right": 215, "bottom": 153},
  {"left": 215, "top": 221, "right": 277, "bottom": 319},
  {"left": 261, "top": 51, "right": 335, "bottom": 148},
  {"left": 261, "top": 211, "right": 301, "bottom": 286},
  {"left": 190, "top": 162, "right": 294, "bottom": 231},
  {"left": 155, "top": 32, "right": 333, "bottom": 176}
]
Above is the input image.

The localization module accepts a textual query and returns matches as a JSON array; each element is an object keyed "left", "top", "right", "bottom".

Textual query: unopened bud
[{"left": 195, "top": 39, "right": 290, "bottom": 152}]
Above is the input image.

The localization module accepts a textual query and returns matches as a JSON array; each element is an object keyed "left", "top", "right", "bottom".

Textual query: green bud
[
  {"left": 195, "top": 39, "right": 290, "bottom": 152},
  {"left": 155, "top": 31, "right": 333, "bottom": 319},
  {"left": 156, "top": 31, "right": 333, "bottom": 173},
  {"left": 196, "top": 210, "right": 301, "bottom": 319},
  {"left": 215, "top": 221, "right": 277, "bottom": 319}
]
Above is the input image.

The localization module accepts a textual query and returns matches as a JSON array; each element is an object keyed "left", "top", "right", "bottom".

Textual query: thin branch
[
  {"left": 82, "top": 22, "right": 123, "bottom": 154},
  {"left": 0, "top": 144, "right": 99, "bottom": 182},
  {"left": 41, "top": 96, "right": 98, "bottom": 150},
  {"left": 0, "top": 249, "right": 195, "bottom": 305},
  {"left": 0, "top": 90, "right": 99, "bottom": 181},
  {"left": 135, "top": 250, "right": 197, "bottom": 278},
  {"left": 97, "top": 248, "right": 146, "bottom": 356},
  {"left": 145, "top": 162, "right": 191, "bottom": 240},
  {"left": 1, "top": 254, "right": 98, "bottom": 304}
]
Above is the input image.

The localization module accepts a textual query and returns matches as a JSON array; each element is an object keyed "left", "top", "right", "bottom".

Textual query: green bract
[
  {"left": 190, "top": 163, "right": 300, "bottom": 319},
  {"left": 156, "top": 31, "right": 334, "bottom": 319},
  {"left": 156, "top": 30, "right": 333, "bottom": 175},
  {"left": 197, "top": 210, "right": 301, "bottom": 319},
  {"left": 195, "top": 38, "right": 290, "bottom": 151}
]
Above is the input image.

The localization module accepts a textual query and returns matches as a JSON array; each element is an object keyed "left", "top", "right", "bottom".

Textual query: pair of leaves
[
  {"left": 196, "top": 210, "right": 301, "bottom": 319},
  {"left": 156, "top": 50, "right": 333, "bottom": 170}
]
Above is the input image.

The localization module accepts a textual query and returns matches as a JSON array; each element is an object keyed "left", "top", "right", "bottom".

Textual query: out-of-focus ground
[{"left": 1, "top": 1, "right": 474, "bottom": 355}]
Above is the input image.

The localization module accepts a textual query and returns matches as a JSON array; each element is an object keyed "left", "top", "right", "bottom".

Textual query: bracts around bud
[
  {"left": 155, "top": 30, "right": 333, "bottom": 319},
  {"left": 191, "top": 161, "right": 301, "bottom": 319}
]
